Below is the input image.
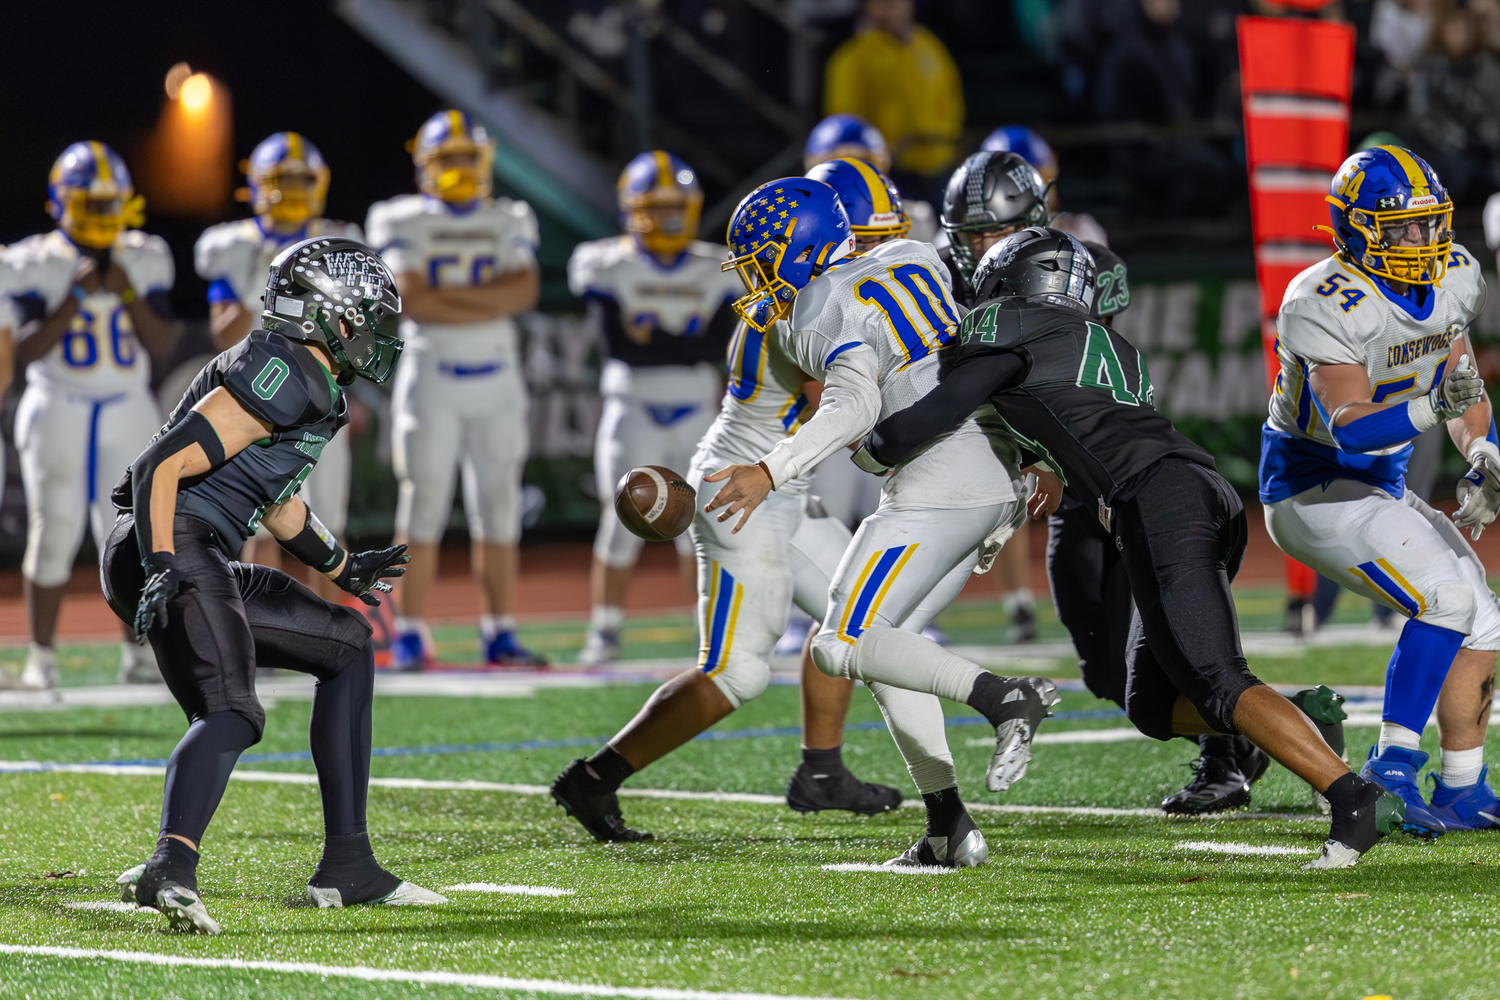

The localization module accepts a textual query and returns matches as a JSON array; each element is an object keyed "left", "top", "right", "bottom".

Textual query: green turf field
[{"left": 1, "top": 587, "right": 1493, "bottom": 999}]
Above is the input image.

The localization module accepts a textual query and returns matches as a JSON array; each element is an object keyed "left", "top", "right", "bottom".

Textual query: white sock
[
  {"left": 868, "top": 681, "right": 956, "bottom": 794},
  {"left": 851, "top": 626, "right": 984, "bottom": 703},
  {"left": 1003, "top": 589, "right": 1034, "bottom": 613},
  {"left": 393, "top": 617, "right": 433, "bottom": 649},
  {"left": 591, "top": 605, "right": 625, "bottom": 632},
  {"left": 1441, "top": 746, "right": 1485, "bottom": 788},
  {"left": 481, "top": 614, "right": 517, "bottom": 639},
  {"left": 1377, "top": 722, "right": 1423, "bottom": 754}
]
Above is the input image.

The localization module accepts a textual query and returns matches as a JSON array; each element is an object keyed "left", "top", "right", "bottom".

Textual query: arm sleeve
[
  {"left": 757, "top": 344, "right": 881, "bottom": 488},
  {"left": 866, "top": 352, "right": 1026, "bottom": 467},
  {"left": 130, "top": 411, "right": 226, "bottom": 560}
]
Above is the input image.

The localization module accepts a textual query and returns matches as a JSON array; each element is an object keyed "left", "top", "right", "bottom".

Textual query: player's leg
[
  {"left": 783, "top": 505, "right": 902, "bottom": 815},
  {"left": 461, "top": 368, "right": 544, "bottom": 665},
  {"left": 809, "top": 502, "right": 1059, "bottom": 795},
  {"left": 93, "top": 389, "right": 165, "bottom": 684},
  {"left": 106, "top": 516, "right": 263, "bottom": 934},
  {"left": 583, "top": 395, "right": 649, "bottom": 664},
  {"left": 1404, "top": 495, "right": 1500, "bottom": 829},
  {"left": 1265, "top": 480, "right": 1481, "bottom": 834},
  {"left": 390, "top": 358, "right": 461, "bottom": 669},
  {"left": 11, "top": 387, "right": 88, "bottom": 690},
  {"left": 551, "top": 483, "right": 801, "bottom": 842},
  {"left": 1120, "top": 462, "right": 1399, "bottom": 868},
  {"left": 298, "top": 428, "right": 353, "bottom": 603},
  {"left": 236, "top": 564, "right": 444, "bottom": 906}
]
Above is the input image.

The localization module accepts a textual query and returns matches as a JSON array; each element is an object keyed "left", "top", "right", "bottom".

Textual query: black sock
[
  {"left": 581, "top": 745, "right": 634, "bottom": 795},
  {"left": 922, "top": 787, "right": 965, "bottom": 837},
  {"left": 1321, "top": 772, "right": 1367, "bottom": 813},
  {"left": 160, "top": 710, "right": 258, "bottom": 845},
  {"left": 800, "top": 745, "right": 843, "bottom": 775},
  {"left": 310, "top": 832, "right": 398, "bottom": 902},
  {"left": 137, "top": 836, "right": 200, "bottom": 904},
  {"left": 310, "top": 643, "right": 375, "bottom": 837},
  {"left": 1198, "top": 734, "right": 1238, "bottom": 759}
]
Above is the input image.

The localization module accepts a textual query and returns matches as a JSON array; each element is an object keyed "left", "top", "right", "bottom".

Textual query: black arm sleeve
[
  {"left": 131, "top": 411, "right": 227, "bottom": 563},
  {"left": 865, "top": 352, "right": 1027, "bottom": 467}
]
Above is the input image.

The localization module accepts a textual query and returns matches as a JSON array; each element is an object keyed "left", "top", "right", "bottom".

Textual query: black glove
[
  {"left": 134, "top": 551, "right": 196, "bottom": 640},
  {"left": 333, "top": 545, "right": 410, "bottom": 606}
]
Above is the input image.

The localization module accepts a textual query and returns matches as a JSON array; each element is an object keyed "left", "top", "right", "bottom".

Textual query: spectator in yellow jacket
[{"left": 824, "top": 0, "right": 964, "bottom": 202}]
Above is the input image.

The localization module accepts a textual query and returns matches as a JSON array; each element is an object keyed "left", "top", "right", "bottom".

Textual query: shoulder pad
[
  {"left": 1444, "top": 242, "right": 1486, "bottom": 317},
  {"left": 954, "top": 299, "right": 1028, "bottom": 355},
  {"left": 193, "top": 220, "right": 258, "bottom": 280},
  {"left": 113, "top": 230, "right": 175, "bottom": 293},
  {"left": 789, "top": 271, "right": 837, "bottom": 331},
  {"left": 220, "top": 331, "right": 329, "bottom": 431},
  {"left": 567, "top": 236, "right": 630, "bottom": 296}
]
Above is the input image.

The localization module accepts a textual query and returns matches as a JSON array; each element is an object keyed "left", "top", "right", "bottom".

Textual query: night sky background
[{"left": 0, "top": 1, "right": 445, "bottom": 319}]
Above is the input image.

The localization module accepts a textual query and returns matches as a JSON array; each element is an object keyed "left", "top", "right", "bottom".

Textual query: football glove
[
  {"left": 1429, "top": 354, "right": 1484, "bottom": 418},
  {"left": 333, "top": 545, "right": 410, "bottom": 606},
  {"left": 134, "top": 552, "right": 196, "bottom": 640},
  {"left": 1455, "top": 446, "right": 1500, "bottom": 541},
  {"left": 851, "top": 442, "right": 893, "bottom": 475}
]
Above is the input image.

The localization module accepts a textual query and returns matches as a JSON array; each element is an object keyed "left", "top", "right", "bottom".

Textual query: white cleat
[
  {"left": 119, "top": 642, "right": 164, "bottom": 685},
  {"left": 308, "top": 881, "right": 448, "bottom": 908},
  {"left": 1304, "top": 839, "right": 1362, "bottom": 870},
  {"left": 885, "top": 825, "right": 989, "bottom": 869},
  {"left": 577, "top": 629, "right": 621, "bottom": 667},
  {"left": 18, "top": 645, "right": 58, "bottom": 691},
  {"left": 116, "top": 863, "right": 146, "bottom": 903},
  {"left": 153, "top": 883, "right": 220, "bottom": 933},
  {"left": 984, "top": 677, "right": 1060, "bottom": 793}
]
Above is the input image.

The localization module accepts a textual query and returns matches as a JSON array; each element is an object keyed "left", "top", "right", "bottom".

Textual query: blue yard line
[{"left": 86, "top": 708, "right": 1127, "bottom": 768}]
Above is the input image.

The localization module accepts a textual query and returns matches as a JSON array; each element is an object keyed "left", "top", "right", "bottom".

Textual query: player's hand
[
  {"left": 702, "top": 463, "right": 773, "bottom": 533},
  {"left": 134, "top": 552, "right": 196, "bottom": 640},
  {"left": 1025, "top": 466, "right": 1064, "bottom": 520},
  {"left": 1430, "top": 354, "right": 1484, "bottom": 417},
  {"left": 1455, "top": 450, "right": 1500, "bottom": 540},
  {"left": 102, "top": 260, "right": 133, "bottom": 297},
  {"left": 333, "top": 545, "right": 410, "bottom": 606},
  {"left": 73, "top": 255, "right": 102, "bottom": 295}
]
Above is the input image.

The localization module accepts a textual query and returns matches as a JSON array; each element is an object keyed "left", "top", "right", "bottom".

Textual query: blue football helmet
[
  {"left": 238, "top": 132, "right": 330, "bottom": 228},
  {"left": 410, "top": 110, "right": 494, "bottom": 204},
  {"left": 805, "top": 157, "right": 909, "bottom": 244},
  {"left": 804, "top": 114, "right": 890, "bottom": 172},
  {"left": 722, "top": 177, "right": 855, "bottom": 332},
  {"left": 618, "top": 150, "right": 703, "bottom": 257},
  {"left": 1321, "top": 145, "right": 1453, "bottom": 286},
  {"left": 46, "top": 141, "right": 144, "bottom": 250}
]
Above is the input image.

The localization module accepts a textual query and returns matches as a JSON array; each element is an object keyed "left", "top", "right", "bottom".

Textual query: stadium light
[
  {"left": 179, "top": 74, "right": 213, "bottom": 114},
  {"left": 137, "top": 64, "right": 233, "bottom": 217}
]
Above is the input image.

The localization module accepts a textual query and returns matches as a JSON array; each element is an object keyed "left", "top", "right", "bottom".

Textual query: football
[{"left": 614, "top": 465, "right": 697, "bottom": 541}]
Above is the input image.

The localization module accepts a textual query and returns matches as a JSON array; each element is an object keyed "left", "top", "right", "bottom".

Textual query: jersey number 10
[{"left": 853, "top": 264, "right": 959, "bottom": 366}]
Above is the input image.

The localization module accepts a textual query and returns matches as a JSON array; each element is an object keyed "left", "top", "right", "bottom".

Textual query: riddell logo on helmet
[
  {"left": 1407, "top": 194, "right": 1439, "bottom": 209},
  {"left": 866, "top": 212, "right": 901, "bottom": 227}
]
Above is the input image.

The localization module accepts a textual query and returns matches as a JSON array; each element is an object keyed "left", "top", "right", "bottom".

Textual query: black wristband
[{"left": 277, "top": 507, "right": 345, "bottom": 573}]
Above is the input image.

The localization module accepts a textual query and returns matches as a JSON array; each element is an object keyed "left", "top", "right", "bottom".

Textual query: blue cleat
[
  {"left": 1359, "top": 746, "right": 1448, "bottom": 836},
  {"left": 1427, "top": 766, "right": 1500, "bottom": 831},
  {"left": 390, "top": 629, "right": 429, "bottom": 672},
  {"left": 483, "top": 629, "right": 548, "bottom": 668}
]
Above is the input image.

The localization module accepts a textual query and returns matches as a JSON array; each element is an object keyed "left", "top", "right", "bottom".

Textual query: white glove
[
  {"left": 1455, "top": 443, "right": 1500, "bottom": 541},
  {"left": 974, "top": 475, "right": 1034, "bottom": 575},
  {"left": 1428, "top": 353, "right": 1484, "bottom": 419}
]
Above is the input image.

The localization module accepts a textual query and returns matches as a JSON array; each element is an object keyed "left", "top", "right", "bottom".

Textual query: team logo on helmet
[
  {"left": 410, "top": 111, "right": 494, "bottom": 205},
  {"left": 618, "top": 151, "right": 703, "bottom": 258},
  {"left": 47, "top": 141, "right": 144, "bottom": 250}
]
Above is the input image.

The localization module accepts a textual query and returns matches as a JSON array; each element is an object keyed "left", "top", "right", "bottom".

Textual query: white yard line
[
  {"left": 1178, "top": 840, "right": 1311, "bottom": 857},
  {"left": 820, "top": 863, "right": 956, "bottom": 875},
  {"left": 444, "top": 883, "right": 574, "bottom": 896},
  {"left": 0, "top": 943, "right": 858, "bottom": 1000}
]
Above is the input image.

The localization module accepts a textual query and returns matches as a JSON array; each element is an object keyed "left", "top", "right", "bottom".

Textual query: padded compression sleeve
[
  {"left": 131, "top": 411, "right": 226, "bottom": 563},
  {"left": 277, "top": 506, "right": 346, "bottom": 573},
  {"left": 1325, "top": 402, "right": 1428, "bottom": 454},
  {"left": 865, "top": 352, "right": 1026, "bottom": 467}
]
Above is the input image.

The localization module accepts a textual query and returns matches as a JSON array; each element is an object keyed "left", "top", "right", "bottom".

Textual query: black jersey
[
  {"left": 113, "top": 330, "right": 348, "bottom": 556},
  {"left": 868, "top": 299, "right": 1213, "bottom": 510}
]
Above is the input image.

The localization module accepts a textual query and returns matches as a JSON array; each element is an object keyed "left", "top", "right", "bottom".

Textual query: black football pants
[
  {"left": 103, "top": 515, "right": 377, "bottom": 844},
  {"left": 1112, "top": 461, "right": 1263, "bottom": 739},
  {"left": 1046, "top": 503, "right": 1134, "bottom": 707}
]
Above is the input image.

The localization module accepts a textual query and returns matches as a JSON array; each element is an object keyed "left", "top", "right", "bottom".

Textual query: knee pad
[
  {"left": 23, "top": 509, "right": 79, "bottom": 587},
  {"left": 593, "top": 508, "right": 646, "bottom": 567},
  {"left": 703, "top": 653, "right": 771, "bottom": 710},
  {"left": 811, "top": 627, "right": 854, "bottom": 679},
  {"left": 1422, "top": 582, "right": 1477, "bottom": 636}
]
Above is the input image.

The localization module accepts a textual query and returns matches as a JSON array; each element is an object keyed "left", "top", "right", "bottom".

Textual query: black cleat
[
  {"left": 786, "top": 763, "right": 903, "bottom": 815},
  {"left": 1161, "top": 753, "right": 1254, "bottom": 815},
  {"left": 550, "top": 758, "right": 654, "bottom": 843},
  {"left": 1009, "top": 602, "right": 1037, "bottom": 643}
]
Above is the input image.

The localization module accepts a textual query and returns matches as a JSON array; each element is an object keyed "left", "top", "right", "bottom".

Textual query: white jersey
[
  {"left": 6, "top": 229, "right": 172, "bottom": 395},
  {"left": 365, "top": 194, "right": 538, "bottom": 365},
  {"left": 693, "top": 318, "right": 818, "bottom": 494},
  {"left": 776, "top": 239, "right": 1018, "bottom": 509},
  {"left": 1262, "top": 245, "right": 1487, "bottom": 501},
  {"left": 567, "top": 236, "right": 740, "bottom": 400},
  {"left": 194, "top": 217, "right": 363, "bottom": 310}
]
